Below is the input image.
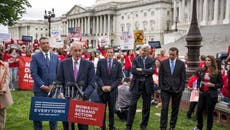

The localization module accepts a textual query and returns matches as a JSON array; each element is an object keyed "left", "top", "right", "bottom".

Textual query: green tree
[{"left": 0, "top": 0, "right": 31, "bottom": 26}]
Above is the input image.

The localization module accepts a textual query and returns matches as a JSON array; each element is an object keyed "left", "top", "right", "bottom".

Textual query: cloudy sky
[
  {"left": 23, "top": 0, "right": 96, "bottom": 20},
  {"left": 0, "top": 0, "right": 96, "bottom": 33}
]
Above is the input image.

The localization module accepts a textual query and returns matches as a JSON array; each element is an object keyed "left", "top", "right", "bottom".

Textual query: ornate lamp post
[
  {"left": 44, "top": 8, "right": 55, "bottom": 37},
  {"left": 186, "top": 0, "right": 202, "bottom": 77}
]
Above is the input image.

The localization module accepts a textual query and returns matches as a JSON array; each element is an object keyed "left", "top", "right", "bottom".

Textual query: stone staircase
[{"left": 162, "top": 24, "right": 230, "bottom": 56}]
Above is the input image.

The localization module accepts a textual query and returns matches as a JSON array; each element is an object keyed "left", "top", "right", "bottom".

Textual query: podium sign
[
  {"left": 29, "top": 97, "right": 69, "bottom": 121},
  {"left": 68, "top": 100, "right": 106, "bottom": 127}
]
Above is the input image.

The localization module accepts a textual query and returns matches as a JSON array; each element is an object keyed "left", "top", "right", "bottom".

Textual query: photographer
[{"left": 194, "top": 55, "right": 223, "bottom": 130}]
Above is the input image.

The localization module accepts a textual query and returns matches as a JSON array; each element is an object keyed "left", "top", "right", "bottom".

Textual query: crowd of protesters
[{"left": 0, "top": 37, "right": 229, "bottom": 130}]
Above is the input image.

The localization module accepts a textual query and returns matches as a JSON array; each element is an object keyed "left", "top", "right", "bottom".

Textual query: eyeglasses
[{"left": 73, "top": 49, "right": 82, "bottom": 52}]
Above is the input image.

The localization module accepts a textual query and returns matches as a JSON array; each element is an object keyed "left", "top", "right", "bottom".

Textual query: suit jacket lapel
[{"left": 167, "top": 59, "right": 172, "bottom": 75}]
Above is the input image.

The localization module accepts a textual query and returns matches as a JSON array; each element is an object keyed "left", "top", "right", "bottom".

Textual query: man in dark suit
[
  {"left": 56, "top": 42, "right": 95, "bottom": 130},
  {"left": 30, "top": 37, "right": 59, "bottom": 130},
  {"left": 125, "top": 44, "right": 155, "bottom": 130},
  {"left": 159, "top": 47, "right": 186, "bottom": 130},
  {"left": 96, "top": 47, "right": 122, "bottom": 130}
]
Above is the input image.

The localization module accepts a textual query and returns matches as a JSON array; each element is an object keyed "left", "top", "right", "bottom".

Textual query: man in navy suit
[
  {"left": 30, "top": 37, "right": 59, "bottom": 130},
  {"left": 159, "top": 47, "right": 186, "bottom": 130},
  {"left": 96, "top": 47, "right": 122, "bottom": 130},
  {"left": 56, "top": 42, "right": 95, "bottom": 130},
  {"left": 125, "top": 44, "right": 155, "bottom": 130}
]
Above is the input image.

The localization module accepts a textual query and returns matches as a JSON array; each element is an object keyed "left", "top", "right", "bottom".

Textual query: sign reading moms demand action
[
  {"left": 29, "top": 97, "right": 69, "bottom": 121},
  {"left": 68, "top": 100, "right": 106, "bottom": 127}
]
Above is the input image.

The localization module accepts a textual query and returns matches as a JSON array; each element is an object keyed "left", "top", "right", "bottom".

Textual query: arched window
[{"left": 151, "top": 11, "right": 155, "bottom": 16}]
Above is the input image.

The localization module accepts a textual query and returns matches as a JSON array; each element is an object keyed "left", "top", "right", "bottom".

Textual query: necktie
[
  {"left": 108, "top": 59, "right": 112, "bottom": 74},
  {"left": 73, "top": 61, "right": 78, "bottom": 81},
  {"left": 170, "top": 60, "right": 174, "bottom": 74},
  {"left": 45, "top": 53, "right": 49, "bottom": 66},
  {"left": 142, "top": 57, "right": 146, "bottom": 69}
]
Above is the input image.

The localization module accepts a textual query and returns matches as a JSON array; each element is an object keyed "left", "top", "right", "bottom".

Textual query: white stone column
[
  {"left": 66, "top": 21, "right": 68, "bottom": 36},
  {"left": 100, "top": 15, "right": 103, "bottom": 35},
  {"left": 96, "top": 16, "right": 99, "bottom": 34},
  {"left": 173, "top": 0, "right": 177, "bottom": 26},
  {"left": 104, "top": 15, "right": 107, "bottom": 35},
  {"left": 81, "top": 18, "right": 84, "bottom": 34},
  {"left": 199, "top": 0, "right": 203, "bottom": 22},
  {"left": 219, "top": 0, "right": 225, "bottom": 22},
  {"left": 88, "top": 16, "right": 90, "bottom": 35},
  {"left": 108, "top": 14, "right": 111, "bottom": 35},
  {"left": 75, "top": 19, "right": 77, "bottom": 27},
  {"left": 201, "top": 0, "right": 208, "bottom": 25},
  {"left": 186, "top": 0, "right": 191, "bottom": 23},
  {"left": 113, "top": 15, "right": 116, "bottom": 33},
  {"left": 179, "top": 0, "right": 181, "bottom": 22},
  {"left": 92, "top": 17, "right": 95, "bottom": 34},
  {"left": 224, "top": 0, "right": 230, "bottom": 24},
  {"left": 181, "top": 0, "right": 185, "bottom": 22},
  {"left": 84, "top": 17, "right": 87, "bottom": 35},
  {"left": 212, "top": 0, "right": 219, "bottom": 24}
]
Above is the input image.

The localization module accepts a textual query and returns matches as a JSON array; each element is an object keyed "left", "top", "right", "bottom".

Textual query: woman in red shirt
[
  {"left": 3, "top": 48, "right": 19, "bottom": 90},
  {"left": 123, "top": 50, "right": 134, "bottom": 78},
  {"left": 194, "top": 55, "right": 223, "bottom": 130}
]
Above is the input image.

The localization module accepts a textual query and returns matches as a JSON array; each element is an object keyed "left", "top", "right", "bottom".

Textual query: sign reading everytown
[
  {"left": 29, "top": 97, "right": 69, "bottom": 121},
  {"left": 29, "top": 97, "right": 106, "bottom": 126}
]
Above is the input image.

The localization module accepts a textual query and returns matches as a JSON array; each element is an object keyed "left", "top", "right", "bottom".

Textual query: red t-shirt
[
  {"left": 202, "top": 69, "right": 210, "bottom": 92},
  {"left": 199, "top": 61, "right": 205, "bottom": 68},
  {"left": 221, "top": 74, "right": 230, "bottom": 97},
  {"left": 228, "top": 45, "right": 230, "bottom": 54},
  {"left": 124, "top": 54, "right": 134, "bottom": 70},
  {"left": 3, "top": 54, "right": 19, "bottom": 68},
  {"left": 58, "top": 55, "right": 65, "bottom": 61},
  {"left": 187, "top": 75, "right": 198, "bottom": 89}
]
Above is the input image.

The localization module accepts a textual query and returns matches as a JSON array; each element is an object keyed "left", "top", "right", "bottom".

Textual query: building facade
[
  {"left": 51, "top": 0, "right": 173, "bottom": 47},
  {"left": 8, "top": 20, "right": 48, "bottom": 41},
  {"left": 9, "top": 0, "right": 230, "bottom": 47},
  {"left": 174, "top": 0, "right": 230, "bottom": 29}
]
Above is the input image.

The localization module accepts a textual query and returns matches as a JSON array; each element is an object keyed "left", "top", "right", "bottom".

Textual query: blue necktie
[
  {"left": 45, "top": 53, "right": 49, "bottom": 66},
  {"left": 170, "top": 60, "right": 174, "bottom": 74}
]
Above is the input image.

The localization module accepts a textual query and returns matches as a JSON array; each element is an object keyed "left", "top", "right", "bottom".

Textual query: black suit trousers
[
  {"left": 126, "top": 85, "right": 152, "bottom": 129},
  {"left": 100, "top": 93, "right": 116, "bottom": 130},
  {"left": 62, "top": 122, "right": 88, "bottom": 130},
  {"left": 160, "top": 91, "right": 182, "bottom": 129}
]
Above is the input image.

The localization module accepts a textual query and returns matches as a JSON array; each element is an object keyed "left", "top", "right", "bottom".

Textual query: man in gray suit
[{"left": 159, "top": 47, "right": 186, "bottom": 130}]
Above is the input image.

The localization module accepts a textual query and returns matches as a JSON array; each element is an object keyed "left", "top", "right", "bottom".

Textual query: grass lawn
[{"left": 5, "top": 91, "right": 230, "bottom": 130}]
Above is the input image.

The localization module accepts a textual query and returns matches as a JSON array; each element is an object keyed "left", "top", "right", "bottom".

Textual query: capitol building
[{"left": 8, "top": 0, "right": 230, "bottom": 54}]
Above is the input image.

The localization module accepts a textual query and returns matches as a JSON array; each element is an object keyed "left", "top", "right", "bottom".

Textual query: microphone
[
  {"left": 48, "top": 81, "right": 62, "bottom": 97},
  {"left": 77, "top": 81, "right": 88, "bottom": 100},
  {"left": 65, "top": 82, "right": 75, "bottom": 98},
  {"left": 75, "top": 81, "right": 85, "bottom": 98}
]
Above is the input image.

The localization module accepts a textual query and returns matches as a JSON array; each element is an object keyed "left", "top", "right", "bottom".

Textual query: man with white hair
[
  {"left": 126, "top": 44, "right": 155, "bottom": 130},
  {"left": 56, "top": 42, "right": 95, "bottom": 130}
]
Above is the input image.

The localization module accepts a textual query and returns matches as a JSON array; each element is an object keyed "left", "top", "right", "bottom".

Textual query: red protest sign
[
  {"left": 18, "top": 56, "right": 33, "bottom": 90},
  {"left": 68, "top": 100, "right": 106, "bottom": 127}
]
